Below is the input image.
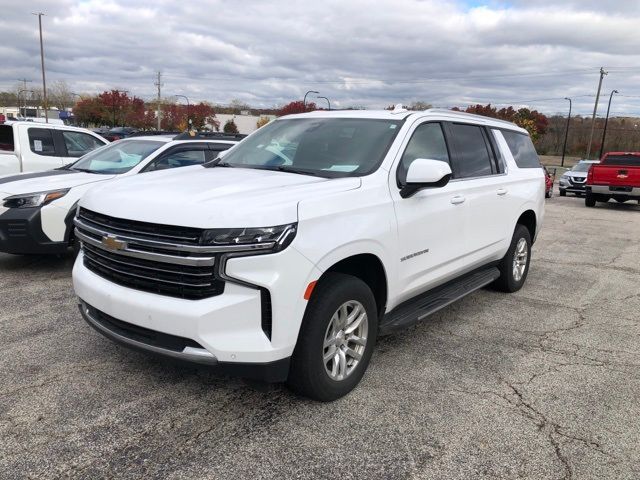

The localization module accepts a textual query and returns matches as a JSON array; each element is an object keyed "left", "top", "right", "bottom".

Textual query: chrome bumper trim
[{"left": 78, "top": 300, "right": 218, "bottom": 365}]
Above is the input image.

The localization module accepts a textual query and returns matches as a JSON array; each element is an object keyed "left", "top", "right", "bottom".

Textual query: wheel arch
[
  {"left": 314, "top": 252, "right": 388, "bottom": 318},
  {"left": 516, "top": 209, "right": 537, "bottom": 243}
]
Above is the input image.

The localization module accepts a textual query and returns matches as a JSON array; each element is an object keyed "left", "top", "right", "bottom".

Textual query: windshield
[
  {"left": 218, "top": 118, "right": 402, "bottom": 177},
  {"left": 572, "top": 162, "right": 595, "bottom": 173},
  {"left": 69, "top": 139, "right": 163, "bottom": 174}
]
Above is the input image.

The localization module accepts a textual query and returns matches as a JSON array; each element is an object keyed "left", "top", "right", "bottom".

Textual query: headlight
[
  {"left": 200, "top": 223, "right": 297, "bottom": 252},
  {"left": 2, "top": 189, "right": 69, "bottom": 209}
]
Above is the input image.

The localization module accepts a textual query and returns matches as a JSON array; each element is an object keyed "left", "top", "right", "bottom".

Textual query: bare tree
[{"left": 49, "top": 80, "right": 75, "bottom": 110}]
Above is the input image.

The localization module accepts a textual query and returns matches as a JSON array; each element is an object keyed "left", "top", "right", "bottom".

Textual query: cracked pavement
[{"left": 1, "top": 195, "right": 639, "bottom": 479}]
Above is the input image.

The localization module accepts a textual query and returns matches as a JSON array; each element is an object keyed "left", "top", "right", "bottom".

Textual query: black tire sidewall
[
  {"left": 287, "top": 273, "right": 378, "bottom": 401},
  {"left": 499, "top": 225, "right": 532, "bottom": 292}
]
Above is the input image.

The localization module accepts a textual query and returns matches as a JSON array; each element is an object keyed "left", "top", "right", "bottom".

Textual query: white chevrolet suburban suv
[{"left": 72, "top": 108, "right": 544, "bottom": 401}]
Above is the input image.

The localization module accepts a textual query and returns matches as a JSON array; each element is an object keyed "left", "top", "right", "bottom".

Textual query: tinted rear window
[
  {"left": 502, "top": 130, "right": 540, "bottom": 168},
  {"left": 0, "top": 125, "right": 14, "bottom": 152},
  {"left": 602, "top": 155, "right": 640, "bottom": 166}
]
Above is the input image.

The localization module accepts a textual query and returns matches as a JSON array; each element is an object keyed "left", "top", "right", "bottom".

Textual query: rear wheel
[
  {"left": 494, "top": 225, "right": 531, "bottom": 293},
  {"left": 585, "top": 191, "right": 596, "bottom": 207},
  {"left": 287, "top": 273, "right": 377, "bottom": 401}
]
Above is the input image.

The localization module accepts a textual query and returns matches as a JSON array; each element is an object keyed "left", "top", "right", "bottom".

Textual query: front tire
[
  {"left": 287, "top": 273, "right": 378, "bottom": 401},
  {"left": 559, "top": 189, "right": 566, "bottom": 197},
  {"left": 494, "top": 224, "right": 532, "bottom": 293},
  {"left": 585, "top": 192, "right": 596, "bottom": 207}
]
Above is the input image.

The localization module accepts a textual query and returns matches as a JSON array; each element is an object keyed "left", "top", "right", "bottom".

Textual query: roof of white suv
[{"left": 284, "top": 108, "right": 528, "bottom": 134}]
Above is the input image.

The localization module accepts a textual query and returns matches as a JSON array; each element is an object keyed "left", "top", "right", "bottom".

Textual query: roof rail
[
  {"left": 173, "top": 131, "right": 247, "bottom": 141},
  {"left": 129, "top": 130, "right": 180, "bottom": 137}
]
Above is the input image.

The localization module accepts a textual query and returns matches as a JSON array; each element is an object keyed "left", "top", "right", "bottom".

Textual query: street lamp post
[
  {"left": 174, "top": 94, "right": 191, "bottom": 130},
  {"left": 32, "top": 12, "right": 48, "bottom": 123},
  {"left": 598, "top": 90, "right": 619, "bottom": 160},
  {"left": 561, "top": 97, "right": 572, "bottom": 167},
  {"left": 303, "top": 90, "right": 319, "bottom": 108},
  {"left": 317, "top": 96, "right": 331, "bottom": 110}
]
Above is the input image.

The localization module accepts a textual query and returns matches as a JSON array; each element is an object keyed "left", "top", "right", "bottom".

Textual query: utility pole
[
  {"left": 32, "top": 13, "right": 48, "bottom": 123},
  {"left": 561, "top": 97, "right": 572, "bottom": 167},
  {"left": 586, "top": 67, "right": 607, "bottom": 159},
  {"left": 598, "top": 90, "right": 618, "bottom": 160},
  {"left": 154, "top": 71, "right": 163, "bottom": 130}
]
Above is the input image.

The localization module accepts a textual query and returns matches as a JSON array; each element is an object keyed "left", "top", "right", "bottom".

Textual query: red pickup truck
[{"left": 585, "top": 152, "right": 640, "bottom": 207}]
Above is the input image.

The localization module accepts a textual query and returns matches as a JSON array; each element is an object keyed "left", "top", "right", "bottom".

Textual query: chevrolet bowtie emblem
[{"left": 102, "top": 234, "right": 127, "bottom": 251}]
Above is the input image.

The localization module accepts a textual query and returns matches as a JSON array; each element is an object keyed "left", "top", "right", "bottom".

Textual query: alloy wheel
[
  {"left": 512, "top": 238, "right": 528, "bottom": 282},
  {"left": 323, "top": 300, "right": 368, "bottom": 381}
]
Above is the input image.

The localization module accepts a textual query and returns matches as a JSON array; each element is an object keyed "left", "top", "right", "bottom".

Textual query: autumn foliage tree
[
  {"left": 277, "top": 100, "right": 316, "bottom": 116},
  {"left": 454, "top": 104, "right": 549, "bottom": 141},
  {"left": 161, "top": 103, "right": 219, "bottom": 131},
  {"left": 74, "top": 90, "right": 150, "bottom": 128}
]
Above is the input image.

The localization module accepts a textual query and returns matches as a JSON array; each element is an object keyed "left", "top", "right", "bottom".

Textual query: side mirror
[
  {"left": 216, "top": 149, "right": 229, "bottom": 159},
  {"left": 400, "top": 159, "right": 452, "bottom": 198}
]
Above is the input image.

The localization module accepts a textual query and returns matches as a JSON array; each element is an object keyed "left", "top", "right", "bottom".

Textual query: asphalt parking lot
[{"left": 1, "top": 194, "right": 639, "bottom": 479}]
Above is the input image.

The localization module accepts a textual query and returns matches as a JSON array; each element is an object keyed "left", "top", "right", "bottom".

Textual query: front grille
[
  {"left": 83, "top": 243, "right": 224, "bottom": 299},
  {"left": 571, "top": 177, "right": 586, "bottom": 184},
  {"left": 84, "top": 303, "right": 204, "bottom": 352},
  {"left": 77, "top": 208, "right": 224, "bottom": 300},
  {"left": 78, "top": 207, "right": 203, "bottom": 245}
]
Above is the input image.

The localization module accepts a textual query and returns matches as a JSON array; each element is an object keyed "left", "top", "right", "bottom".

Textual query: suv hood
[
  {"left": 0, "top": 170, "right": 113, "bottom": 196},
  {"left": 81, "top": 165, "right": 361, "bottom": 228}
]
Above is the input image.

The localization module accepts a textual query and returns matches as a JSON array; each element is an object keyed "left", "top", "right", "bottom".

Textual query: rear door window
[
  {"left": 447, "top": 123, "right": 494, "bottom": 178},
  {"left": 28, "top": 128, "right": 57, "bottom": 156},
  {"left": 62, "top": 131, "right": 105, "bottom": 157},
  {"left": 501, "top": 130, "right": 541, "bottom": 168}
]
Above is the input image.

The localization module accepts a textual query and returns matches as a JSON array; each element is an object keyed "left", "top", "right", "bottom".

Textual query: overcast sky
[{"left": 2, "top": 0, "right": 640, "bottom": 116}]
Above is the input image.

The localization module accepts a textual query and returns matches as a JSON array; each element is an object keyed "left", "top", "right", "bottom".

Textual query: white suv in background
[{"left": 72, "top": 108, "right": 545, "bottom": 401}]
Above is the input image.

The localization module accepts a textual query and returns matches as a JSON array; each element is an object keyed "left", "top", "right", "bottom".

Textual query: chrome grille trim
[
  {"left": 75, "top": 227, "right": 216, "bottom": 267},
  {"left": 84, "top": 250, "right": 214, "bottom": 288},
  {"left": 75, "top": 216, "right": 275, "bottom": 255}
]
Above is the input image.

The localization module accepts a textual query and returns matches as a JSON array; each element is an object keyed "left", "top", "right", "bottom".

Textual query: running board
[{"left": 379, "top": 267, "right": 500, "bottom": 335}]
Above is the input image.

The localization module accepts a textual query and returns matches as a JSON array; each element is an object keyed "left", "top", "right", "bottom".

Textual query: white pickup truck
[
  {"left": 73, "top": 108, "right": 545, "bottom": 401},
  {"left": 0, "top": 121, "right": 107, "bottom": 175}
]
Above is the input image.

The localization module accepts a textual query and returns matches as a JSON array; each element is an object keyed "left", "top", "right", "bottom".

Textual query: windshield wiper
[
  {"left": 204, "top": 158, "right": 233, "bottom": 168},
  {"left": 272, "top": 165, "right": 319, "bottom": 176},
  {"left": 70, "top": 167, "right": 95, "bottom": 173}
]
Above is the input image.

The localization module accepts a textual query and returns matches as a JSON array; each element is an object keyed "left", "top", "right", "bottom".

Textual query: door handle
[
  {"left": 450, "top": 195, "right": 466, "bottom": 205},
  {"left": 497, "top": 188, "right": 508, "bottom": 196}
]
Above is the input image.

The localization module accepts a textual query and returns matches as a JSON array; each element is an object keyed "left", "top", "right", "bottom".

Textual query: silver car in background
[{"left": 559, "top": 160, "right": 599, "bottom": 196}]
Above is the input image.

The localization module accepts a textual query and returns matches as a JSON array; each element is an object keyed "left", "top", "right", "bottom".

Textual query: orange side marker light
[{"left": 304, "top": 281, "right": 317, "bottom": 300}]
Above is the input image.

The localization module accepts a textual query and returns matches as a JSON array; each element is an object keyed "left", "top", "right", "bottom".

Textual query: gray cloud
[{"left": 2, "top": 0, "right": 640, "bottom": 116}]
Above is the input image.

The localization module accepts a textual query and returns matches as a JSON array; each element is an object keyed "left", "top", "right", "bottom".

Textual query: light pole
[
  {"left": 32, "top": 12, "right": 48, "bottom": 123},
  {"left": 303, "top": 90, "right": 319, "bottom": 108},
  {"left": 174, "top": 94, "right": 191, "bottom": 130},
  {"left": 317, "top": 96, "right": 331, "bottom": 110},
  {"left": 598, "top": 90, "right": 618, "bottom": 160},
  {"left": 18, "top": 89, "right": 34, "bottom": 118},
  {"left": 561, "top": 97, "right": 571, "bottom": 167}
]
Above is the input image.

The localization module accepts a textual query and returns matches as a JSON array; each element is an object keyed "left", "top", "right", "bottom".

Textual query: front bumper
[
  {"left": 0, "top": 206, "right": 69, "bottom": 254},
  {"left": 78, "top": 300, "right": 290, "bottom": 382},
  {"left": 558, "top": 180, "right": 587, "bottom": 194},
  {"left": 73, "top": 244, "right": 320, "bottom": 375}
]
